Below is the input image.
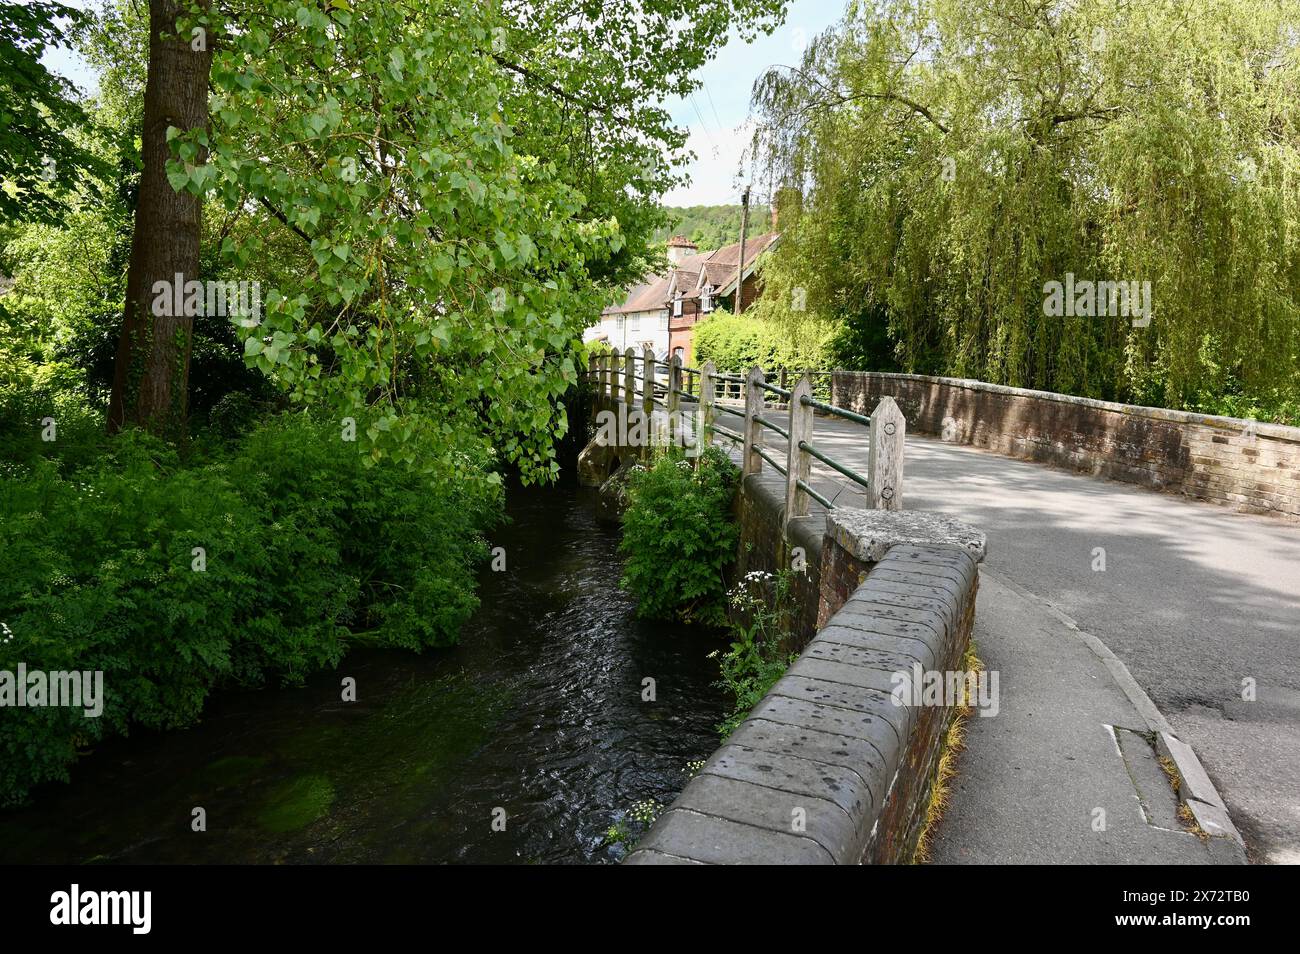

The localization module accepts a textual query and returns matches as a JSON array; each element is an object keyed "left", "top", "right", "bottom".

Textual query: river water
[{"left": 0, "top": 485, "right": 727, "bottom": 864}]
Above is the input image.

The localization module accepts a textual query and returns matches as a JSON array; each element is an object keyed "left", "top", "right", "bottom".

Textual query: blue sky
[
  {"left": 41, "top": 0, "right": 846, "bottom": 207},
  {"left": 662, "top": 0, "right": 845, "bottom": 205}
]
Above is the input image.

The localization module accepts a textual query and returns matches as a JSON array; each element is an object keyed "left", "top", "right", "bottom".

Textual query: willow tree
[{"left": 750, "top": 0, "right": 1300, "bottom": 413}]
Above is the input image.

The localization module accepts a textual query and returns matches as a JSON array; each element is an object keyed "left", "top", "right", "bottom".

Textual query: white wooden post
[
  {"left": 668, "top": 353, "right": 682, "bottom": 446},
  {"left": 742, "top": 365, "right": 765, "bottom": 478},
  {"left": 623, "top": 347, "right": 636, "bottom": 409},
  {"left": 867, "top": 396, "right": 906, "bottom": 510},
  {"left": 642, "top": 346, "right": 655, "bottom": 420},
  {"left": 785, "top": 375, "right": 814, "bottom": 522},
  {"left": 699, "top": 360, "right": 716, "bottom": 449}
]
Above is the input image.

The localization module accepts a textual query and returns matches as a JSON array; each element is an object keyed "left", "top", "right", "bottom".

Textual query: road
[{"left": 784, "top": 420, "right": 1300, "bottom": 863}]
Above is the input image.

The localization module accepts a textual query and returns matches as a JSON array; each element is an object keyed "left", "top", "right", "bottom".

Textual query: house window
[
  {"left": 658, "top": 312, "right": 669, "bottom": 331},
  {"left": 672, "top": 294, "right": 682, "bottom": 317},
  {"left": 701, "top": 285, "right": 713, "bottom": 313}
]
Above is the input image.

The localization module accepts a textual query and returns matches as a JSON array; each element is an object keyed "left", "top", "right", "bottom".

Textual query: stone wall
[
  {"left": 625, "top": 511, "right": 986, "bottom": 865},
  {"left": 833, "top": 372, "right": 1300, "bottom": 519},
  {"left": 730, "top": 474, "right": 825, "bottom": 645}
]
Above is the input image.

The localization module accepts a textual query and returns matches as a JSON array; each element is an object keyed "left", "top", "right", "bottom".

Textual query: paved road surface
[{"left": 791, "top": 421, "right": 1300, "bottom": 863}]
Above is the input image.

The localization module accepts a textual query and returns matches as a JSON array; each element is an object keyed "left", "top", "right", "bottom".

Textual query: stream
[{"left": 0, "top": 484, "right": 727, "bottom": 864}]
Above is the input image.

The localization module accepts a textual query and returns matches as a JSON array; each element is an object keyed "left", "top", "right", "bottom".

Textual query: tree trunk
[{"left": 107, "top": 0, "right": 212, "bottom": 435}]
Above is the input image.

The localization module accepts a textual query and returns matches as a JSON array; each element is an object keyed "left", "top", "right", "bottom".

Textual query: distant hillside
[{"left": 653, "top": 204, "right": 773, "bottom": 253}]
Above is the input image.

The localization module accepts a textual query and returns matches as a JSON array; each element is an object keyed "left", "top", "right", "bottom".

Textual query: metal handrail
[
  {"left": 754, "top": 414, "right": 789, "bottom": 439},
  {"left": 797, "top": 478, "right": 835, "bottom": 510},
  {"left": 800, "top": 440, "right": 870, "bottom": 491},
  {"left": 800, "top": 393, "right": 870, "bottom": 427},
  {"left": 753, "top": 443, "right": 787, "bottom": 476},
  {"left": 582, "top": 363, "right": 897, "bottom": 518}
]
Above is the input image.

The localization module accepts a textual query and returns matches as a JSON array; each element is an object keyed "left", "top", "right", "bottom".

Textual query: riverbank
[{"left": 0, "top": 486, "right": 728, "bottom": 864}]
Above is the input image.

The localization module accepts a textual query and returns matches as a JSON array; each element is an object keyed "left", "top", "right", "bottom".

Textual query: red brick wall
[{"left": 835, "top": 372, "right": 1300, "bottom": 520}]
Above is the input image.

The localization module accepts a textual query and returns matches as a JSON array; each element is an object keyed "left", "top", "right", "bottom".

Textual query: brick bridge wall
[
  {"left": 626, "top": 540, "right": 981, "bottom": 865},
  {"left": 833, "top": 372, "right": 1300, "bottom": 520}
]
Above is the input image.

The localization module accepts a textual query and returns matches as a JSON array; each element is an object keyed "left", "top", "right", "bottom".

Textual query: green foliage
[
  {"left": 159, "top": 0, "right": 788, "bottom": 484},
  {"left": 693, "top": 311, "right": 832, "bottom": 373},
  {"left": 619, "top": 446, "right": 738, "bottom": 622},
  {"left": 0, "top": 413, "right": 501, "bottom": 806},
  {"left": 712, "top": 570, "right": 797, "bottom": 738},
  {"left": 603, "top": 797, "right": 664, "bottom": 849},
  {"left": 1189, "top": 387, "right": 1300, "bottom": 428},
  {"left": 652, "top": 204, "right": 773, "bottom": 250},
  {"left": 0, "top": 1, "right": 109, "bottom": 223},
  {"left": 752, "top": 0, "right": 1300, "bottom": 411}
]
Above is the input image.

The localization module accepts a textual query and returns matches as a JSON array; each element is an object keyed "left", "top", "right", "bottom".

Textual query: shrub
[
  {"left": 618, "top": 446, "right": 738, "bottom": 623},
  {"left": 693, "top": 312, "right": 831, "bottom": 374},
  {"left": 713, "top": 570, "right": 798, "bottom": 737},
  {"left": 0, "top": 413, "right": 500, "bottom": 805}
]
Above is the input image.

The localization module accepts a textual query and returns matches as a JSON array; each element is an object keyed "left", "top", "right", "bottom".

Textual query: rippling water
[{"left": 0, "top": 485, "right": 727, "bottom": 864}]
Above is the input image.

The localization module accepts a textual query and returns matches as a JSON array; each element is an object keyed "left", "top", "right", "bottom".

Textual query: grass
[
  {"left": 1159, "top": 753, "right": 1209, "bottom": 839},
  {"left": 912, "top": 641, "right": 983, "bottom": 864}
]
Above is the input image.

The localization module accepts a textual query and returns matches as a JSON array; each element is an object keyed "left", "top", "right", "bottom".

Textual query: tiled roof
[{"left": 601, "top": 231, "right": 780, "bottom": 315}]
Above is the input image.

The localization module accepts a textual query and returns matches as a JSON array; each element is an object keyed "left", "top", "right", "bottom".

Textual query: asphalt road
[{"left": 801, "top": 422, "right": 1300, "bottom": 863}]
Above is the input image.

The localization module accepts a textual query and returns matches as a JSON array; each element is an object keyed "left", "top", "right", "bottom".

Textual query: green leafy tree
[
  {"left": 751, "top": 0, "right": 1300, "bottom": 415},
  {"left": 653, "top": 204, "right": 773, "bottom": 250},
  {"left": 154, "top": 0, "right": 787, "bottom": 480},
  {"left": 0, "top": 1, "right": 107, "bottom": 224}
]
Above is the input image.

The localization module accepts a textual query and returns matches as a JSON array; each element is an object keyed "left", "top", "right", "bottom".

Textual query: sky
[
  {"left": 40, "top": 0, "right": 847, "bottom": 207},
  {"left": 662, "top": 0, "right": 845, "bottom": 206}
]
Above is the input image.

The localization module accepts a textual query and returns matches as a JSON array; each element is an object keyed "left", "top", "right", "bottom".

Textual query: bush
[
  {"left": 693, "top": 312, "right": 831, "bottom": 374},
  {"left": 713, "top": 570, "right": 798, "bottom": 738},
  {"left": 0, "top": 413, "right": 501, "bottom": 805},
  {"left": 618, "top": 446, "right": 738, "bottom": 622}
]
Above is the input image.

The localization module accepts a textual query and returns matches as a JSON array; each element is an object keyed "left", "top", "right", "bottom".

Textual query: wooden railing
[{"left": 585, "top": 348, "right": 906, "bottom": 527}]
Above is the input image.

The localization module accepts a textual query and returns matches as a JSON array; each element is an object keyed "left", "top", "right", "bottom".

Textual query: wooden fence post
[
  {"left": 699, "top": 360, "right": 716, "bottom": 451},
  {"left": 623, "top": 348, "right": 636, "bottom": 411},
  {"left": 867, "top": 396, "right": 906, "bottom": 510},
  {"left": 609, "top": 349, "right": 621, "bottom": 403},
  {"left": 668, "top": 353, "right": 682, "bottom": 446},
  {"left": 742, "top": 365, "right": 765, "bottom": 478},
  {"left": 642, "top": 346, "right": 655, "bottom": 421},
  {"left": 785, "top": 375, "right": 813, "bottom": 522}
]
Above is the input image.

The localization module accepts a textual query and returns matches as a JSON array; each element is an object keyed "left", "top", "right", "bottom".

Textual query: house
[{"left": 585, "top": 229, "right": 781, "bottom": 363}]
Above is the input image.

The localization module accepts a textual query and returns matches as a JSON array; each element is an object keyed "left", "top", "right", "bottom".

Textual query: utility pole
[{"left": 735, "top": 185, "right": 750, "bottom": 314}]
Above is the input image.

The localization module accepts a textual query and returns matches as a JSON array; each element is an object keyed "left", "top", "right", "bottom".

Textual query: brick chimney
[
  {"left": 770, "top": 187, "right": 802, "bottom": 232},
  {"left": 666, "top": 235, "right": 698, "bottom": 266}
]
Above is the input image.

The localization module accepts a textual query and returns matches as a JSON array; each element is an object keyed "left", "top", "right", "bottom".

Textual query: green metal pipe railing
[
  {"left": 753, "top": 443, "right": 787, "bottom": 476},
  {"left": 582, "top": 362, "right": 884, "bottom": 516},
  {"left": 800, "top": 393, "right": 870, "bottom": 427},
  {"left": 797, "top": 478, "right": 835, "bottom": 510},
  {"left": 754, "top": 414, "right": 789, "bottom": 439},
  {"left": 799, "top": 440, "right": 870, "bottom": 491}
]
